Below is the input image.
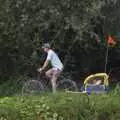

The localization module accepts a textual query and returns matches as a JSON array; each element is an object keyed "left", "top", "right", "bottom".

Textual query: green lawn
[{"left": 0, "top": 88, "right": 120, "bottom": 120}]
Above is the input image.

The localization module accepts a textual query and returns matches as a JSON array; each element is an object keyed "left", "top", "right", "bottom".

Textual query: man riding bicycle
[{"left": 37, "top": 43, "right": 64, "bottom": 93}]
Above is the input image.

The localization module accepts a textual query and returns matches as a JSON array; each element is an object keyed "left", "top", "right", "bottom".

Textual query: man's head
[{"left": 42, "top": 43, "right": 51, "bottom": 52}]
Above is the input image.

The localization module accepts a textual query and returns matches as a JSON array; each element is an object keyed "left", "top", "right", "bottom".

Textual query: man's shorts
[{"left": 52, "top": 68, "right": 63, "bottom": 77}]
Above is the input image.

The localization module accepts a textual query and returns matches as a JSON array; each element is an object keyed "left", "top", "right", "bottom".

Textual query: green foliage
[
  {"left": 0, "top": 0, "right": 104, "bottom": 77},
  {"left": 0, "top": 75, "right": 29, "bottom": 96},
  {"left": 0, "top": 89, "right": 120, "bottom": 120},
  {"left": 1, "top": 0, "right": 120, "bottom": 84}
]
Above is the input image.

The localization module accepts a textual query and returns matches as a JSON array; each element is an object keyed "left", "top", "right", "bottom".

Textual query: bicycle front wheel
[
  {"left": 57, "top": 79, "right": 77, "bottom": 92},
  {"left": 22, "top": 80, "right": 44, "bottom": 96}
]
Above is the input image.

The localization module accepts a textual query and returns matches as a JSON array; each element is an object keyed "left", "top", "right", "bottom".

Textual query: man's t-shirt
[{"left": 47, "top": 49, "right": 63, "bottom": 70}]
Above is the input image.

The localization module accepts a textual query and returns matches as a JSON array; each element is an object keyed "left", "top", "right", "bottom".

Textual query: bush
[
  {"left": 0, "top": 75, "right": 30, "bottom": 96},
  {"left": 0, "top": 89, "right": 120, "bottom": 120}
]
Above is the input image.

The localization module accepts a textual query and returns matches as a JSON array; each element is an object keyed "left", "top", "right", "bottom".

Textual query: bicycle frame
[{"left": 36, "top": 72, "right": 52, "bottom": 89}]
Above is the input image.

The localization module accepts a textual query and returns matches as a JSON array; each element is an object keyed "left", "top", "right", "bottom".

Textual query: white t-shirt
[{"left": 47, "top": 49, "right": 63, "bottom": 70}]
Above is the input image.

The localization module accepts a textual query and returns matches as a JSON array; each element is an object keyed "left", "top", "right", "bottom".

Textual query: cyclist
[{"left": 37, "top": 43, "right": 64, "bottom": 93}]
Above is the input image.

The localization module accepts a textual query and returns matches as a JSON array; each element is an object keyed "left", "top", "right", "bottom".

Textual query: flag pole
[{"left": 105, "top": 44, "right": 109, "bottom": 73}]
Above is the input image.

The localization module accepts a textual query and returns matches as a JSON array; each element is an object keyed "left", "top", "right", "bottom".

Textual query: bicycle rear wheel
[
  {"left": 22, "top": 80, "right": 44, "bottom": 96},
  {"left": 57, "top": 79, "right": 77, "bottom": 92}
]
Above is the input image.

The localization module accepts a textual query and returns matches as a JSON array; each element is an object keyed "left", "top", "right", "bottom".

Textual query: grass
[
  {"left": 0, "top": 89, "right": 120, "bottom": 120},
  {"left": 0, "top": 76, "right": 120, "bottom": 120}
]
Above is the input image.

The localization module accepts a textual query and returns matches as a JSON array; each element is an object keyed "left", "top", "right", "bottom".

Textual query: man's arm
[
  {"left": 39, "top": 60, "right": 49, "bottom": 71},
  {"left": 38, "top": 50, "right": 52, "bottom": 72}
]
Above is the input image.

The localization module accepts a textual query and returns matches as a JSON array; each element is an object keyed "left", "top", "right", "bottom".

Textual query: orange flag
[{"left": 107, "top": 35, "right": 116, "bottom": 47}]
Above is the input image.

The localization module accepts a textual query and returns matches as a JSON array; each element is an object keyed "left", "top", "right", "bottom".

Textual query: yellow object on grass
[{"left": 84, "top": 73, "right": 109, "bottom": 90}]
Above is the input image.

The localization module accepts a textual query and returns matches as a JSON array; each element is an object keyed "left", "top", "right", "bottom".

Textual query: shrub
[{"left": 0, "top": 90, "right": 120, "bottom": 120}]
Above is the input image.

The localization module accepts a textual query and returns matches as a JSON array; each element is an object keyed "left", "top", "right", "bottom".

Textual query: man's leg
[
  {"left": 45, "top": 69, "right": 53, "bottom": 79},
  {"left": 51, "top": 69, "right": 62, "bottom": 93}
]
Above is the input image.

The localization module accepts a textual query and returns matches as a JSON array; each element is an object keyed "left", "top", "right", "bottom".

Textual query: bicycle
[{"left": 22, "top": 71, "right": 77, "bottom": 95}]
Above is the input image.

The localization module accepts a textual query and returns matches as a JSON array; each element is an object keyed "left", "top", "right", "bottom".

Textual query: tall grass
[{"left": 0, "top": 86, "right": 120, "bottom": 120}]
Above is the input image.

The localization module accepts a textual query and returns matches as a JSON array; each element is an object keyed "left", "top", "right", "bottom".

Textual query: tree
[{"left": 0, "top": 0, "right": 110, "bottom": 80}]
